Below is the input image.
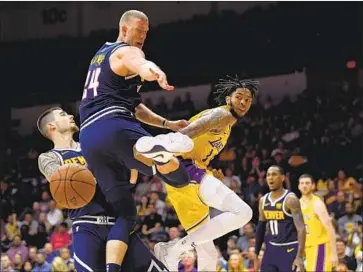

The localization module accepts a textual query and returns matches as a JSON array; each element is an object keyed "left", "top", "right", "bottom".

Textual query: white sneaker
[
  {"left": 154, "top": 239, "right": 180, "bottom": 272},
  {"left": 135, "top": 132, "right": 194, "bottom": 163}
]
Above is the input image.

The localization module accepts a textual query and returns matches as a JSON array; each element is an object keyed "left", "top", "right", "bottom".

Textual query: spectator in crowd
[
  {"left": 22, "top": 260, "right": 33, "bottom": 272},
  {"left": 178, "top": 250, "right": 197, "bottom": 272},
  {"left": 46, "top": 200, "right": 63, "bottom": 227},
  {"left": 228, "top": 252, "right": 246, "bottom": 272},
  {"left": 141, "top": 203, "right": 164, "bottom": 239},
  {"left": 6, "top": 235, "right": 28, "bottom": 263},
  {"left": 1, "top": 254, "right": 14, "bottom": 272},
  {"left": 237, "top": 223, "right": 255, "bottom": 253},
  {"left": 50, "top": 222, "right": 71, "bottom": 250},
  {"left": 4, "top": 214, "right": 20, "bottom": 241},
  {"left": 32, "top": 252, "right": 52, "bottom": 272},
  {"left": 51, "top": 256, "right": 69, "bottom": 272},
  {"left": 338, "top": 203, "right": 363, "bottom": 238},
  {"left": 337, "top": 239, "right": 357, "bottom": 271},
  {"left": 12, "top": 253, "right": 23, "bottom": 271}
]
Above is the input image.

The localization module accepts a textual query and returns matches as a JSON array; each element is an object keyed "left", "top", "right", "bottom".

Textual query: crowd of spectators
[{"left": 1, "top": 78, "right": 362, "bottom": 271}]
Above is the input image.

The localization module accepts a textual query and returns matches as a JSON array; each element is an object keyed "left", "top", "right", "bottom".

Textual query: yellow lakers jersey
[
  {"left": 300, "top": 195, "right": 329, "bottom": 247},
  {"left": 180, "top": 106, "right": 232, "bottom": 169}
]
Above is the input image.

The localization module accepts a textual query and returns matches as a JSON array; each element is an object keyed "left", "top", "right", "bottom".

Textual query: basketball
[{"left": 49, "top": 163, "right": 96, "bottom": 209}]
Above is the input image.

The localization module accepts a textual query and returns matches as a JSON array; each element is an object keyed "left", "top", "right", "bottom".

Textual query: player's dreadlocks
[{"left": 214, "top": 75, "right": 259, "bottom": 105}]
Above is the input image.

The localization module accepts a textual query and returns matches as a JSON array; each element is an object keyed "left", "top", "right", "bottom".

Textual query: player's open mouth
[{"left": 136, "top": 42, "right": 143, "bottom": 47}]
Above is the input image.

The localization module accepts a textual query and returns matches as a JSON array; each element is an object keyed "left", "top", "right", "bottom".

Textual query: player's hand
[
  {"left": 149, "top": 68, "right": 174, "bottom": 91},
  {"left": 331, "top": 253, "right": 338, "bottom": 268},
  {"left": 250, "top": 252, "right": 259, "bottom": 271},
  {"left": 212, "top": 169, "right": 225, "bottom": 181},
  {"left": 167, "top": 120, "right": 189, "bottom": 131},
  {"left": 292, "top": 256, "right": 305, "bottom": 272}
]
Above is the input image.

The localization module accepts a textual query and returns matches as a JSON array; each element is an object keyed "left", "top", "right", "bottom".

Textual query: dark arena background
[{"left": 0, "top": 2, "right": 362, "bottom": 272}]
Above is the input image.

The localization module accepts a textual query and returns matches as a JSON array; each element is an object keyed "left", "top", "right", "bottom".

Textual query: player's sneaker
[
  {"left": 154, "top": 239, "right": 180, "bottom": 272},
  {"left": 135, "top": 132, "right": 194, "bottom": 163}
]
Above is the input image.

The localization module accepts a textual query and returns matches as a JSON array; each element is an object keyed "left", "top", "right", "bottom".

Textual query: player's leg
[
  {"left": 121, "top": 232, "right": 169, "bottom": 272},
  {"left": 276, "top": 244, "right": 298, "bottom": 272},
  {"left": 156, "top": 173, "right": 252, "bottom": 270},
  {"left": 306, "top": 243, "right": 331, "bottom": 272},
  {"left": 135, "top": 132, "right": 194, "bottom": 188},
  {"left": 80, "top": 123, "right": 137, "bottom": 272},
  {"left": 72, "top": 221, "right": 108, "bottom": 272},
  {"left": 194, "top": 241, "right": 218, "bottom": 272},
  {"left": 260, "top": 243, "right": 280, "bottom": 272}
]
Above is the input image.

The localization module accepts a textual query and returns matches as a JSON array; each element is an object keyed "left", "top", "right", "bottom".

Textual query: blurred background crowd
[{"left": 0, "top": 2, "right": 362, "bottom": 272}]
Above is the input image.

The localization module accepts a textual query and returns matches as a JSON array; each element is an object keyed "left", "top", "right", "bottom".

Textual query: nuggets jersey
[
  {"left": 300, "top": 195, "right": 329, "bottom": 247},
  {"left": 262, "top": 190, "right": 298, "bottom": 244},
  {"left": 180, "top": 106, "right": 232, "bottom": 169},
  {"left": 79, "top": 42, "right": 144, "bottom": 125},
  {"left": 51, "top": 144, "right": 114, "bottom": 219}
]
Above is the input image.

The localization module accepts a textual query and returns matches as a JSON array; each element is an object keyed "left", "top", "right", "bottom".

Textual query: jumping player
[
  {"left": 79, "top": 10, "right": 193, "bottom": 272},
  {"left": 299, "top": 174, "right": 338, "bottom": 271},
  {"left": 152, "top": 76, "right": 256, "bottom": 271},
  {"left": 254, "top": 166, "right": 306, "bottom": 272},
  {"left": 37, "top": 107, "right": 169, "bottom": 272}
]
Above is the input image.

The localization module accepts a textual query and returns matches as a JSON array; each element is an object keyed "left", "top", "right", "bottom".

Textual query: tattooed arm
[
  {"left": 178, "top": 107, "right": 235, "bottom": 138},
  {"left": 38, "top": 151, "right": 62, "bottom": 181},
  {"left": 286, "top": 194, "right": 306, "bottom": 271}
]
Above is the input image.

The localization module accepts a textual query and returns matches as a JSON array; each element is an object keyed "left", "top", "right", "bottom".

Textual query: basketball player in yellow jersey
[
  {"left": 299, "top": 174, "right": 338, "bottom": 271},
  {"left": 153, "top": 76, "right": 258, "bottom": 271}
]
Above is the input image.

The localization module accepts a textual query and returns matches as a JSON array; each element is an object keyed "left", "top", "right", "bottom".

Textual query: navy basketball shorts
[
  {"left": 80, "top": 116, "right": 156, "bottom": 218},
  {"left": 260, "top": 241, "right": 298, "bottom": 272}
]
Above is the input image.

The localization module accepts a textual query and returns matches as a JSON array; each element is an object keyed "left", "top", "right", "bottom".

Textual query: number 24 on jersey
[{"left": 82, "top": 68, "right": 101, "bottom": 100}]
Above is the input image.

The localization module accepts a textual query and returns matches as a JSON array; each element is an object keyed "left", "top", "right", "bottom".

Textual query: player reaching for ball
[{"left": 37, "top": 107, "right": 169, "bottom": 272}]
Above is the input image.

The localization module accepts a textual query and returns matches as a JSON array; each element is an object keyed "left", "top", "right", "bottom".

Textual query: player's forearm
[
  {"left": 296, "top": 227, "right": 306, "bottom": 258},
  {"left": 327, "top": 224, "right": 338, "bottom": 254},
  {"left": 179, "top": 108, "right": 232, "bottom": 138},
  {"left": 254, "top": 220, "right": 267, "bottom": 255},
  {"left": 135, "top": 103, "right": 169, "bottom": 129}
]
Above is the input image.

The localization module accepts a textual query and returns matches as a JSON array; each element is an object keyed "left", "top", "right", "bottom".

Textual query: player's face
[
  {"left": 52, "top": 110, "right": 79, "bottom": 134},
  {"left": 298, "top": 177, "right": 315, "bottom": 195},
  {"left": 123, "top": 17, "right": 149, "bottom": 49},
  {"left": 227, "top": 88, "right": 253, "bottom": 117},
  {"left": 266, "top": 167, "right": 284, "bottom": 191}
]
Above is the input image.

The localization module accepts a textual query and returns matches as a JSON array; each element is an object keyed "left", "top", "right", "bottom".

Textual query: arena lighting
[{"left": 346, "top": 60, "right": 356, "bottom": 69}]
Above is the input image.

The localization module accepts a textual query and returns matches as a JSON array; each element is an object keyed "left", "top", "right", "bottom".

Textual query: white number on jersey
[
  {"left": 82, "top": 68, "right": 101, "bottom": 99},
  {"left": 269, "top": 220, "right": 279, "bottom": 235}
]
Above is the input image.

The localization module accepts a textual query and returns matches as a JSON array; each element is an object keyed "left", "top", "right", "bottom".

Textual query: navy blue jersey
[
  {"left": 51, "top": 144, "right": 115, "bottom": 219},
  {"left": 262, "top": 190, "right": 298, "bottom": 244},
  {"left": 79, "top": 42, "right": 144, "bottom": 124}
]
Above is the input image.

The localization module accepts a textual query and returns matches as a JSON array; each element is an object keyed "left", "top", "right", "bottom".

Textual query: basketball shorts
[{"left": 305, "top": 242, "right": 332, "bottom": 272}]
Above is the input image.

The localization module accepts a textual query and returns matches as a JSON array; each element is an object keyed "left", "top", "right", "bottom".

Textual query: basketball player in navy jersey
[
  {"left": 79, "top": 10, "right": 194, "bottom": 272},
  {"left": 37, "top": 107, "right": 169, "bottom": 272},
  {"left": 253, "top": 166, "right": 306, "bottom": 272}
]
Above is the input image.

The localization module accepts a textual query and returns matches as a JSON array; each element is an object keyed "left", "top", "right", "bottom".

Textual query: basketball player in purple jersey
[
  {"left": 37, "top": 107, "right": 169, "bottom": 272},
  {"left": 79, "top": 10, "right": 193, "bottom": 272},
  {"left": 254, "top": 166, "right": 306, "bottom": 272}
]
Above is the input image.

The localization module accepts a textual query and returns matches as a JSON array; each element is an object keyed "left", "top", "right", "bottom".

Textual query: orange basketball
[{"left": 50, "top": 163, "right": 96, "bottom": 209}]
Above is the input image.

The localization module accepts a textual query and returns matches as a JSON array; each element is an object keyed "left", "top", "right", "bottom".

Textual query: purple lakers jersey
[
  {"left": 51, "top": 144, "right": 114, "bottom": 219},
  {"left": 79, "top": 42, "right": 144, "bottom": 125},
  {"left": 262, "top": 189, "right": 298, "bottom": 244}
]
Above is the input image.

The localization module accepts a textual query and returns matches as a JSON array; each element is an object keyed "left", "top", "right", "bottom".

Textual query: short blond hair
[{"left": 120, "top": 10, "right": 148, "bottom": 25}]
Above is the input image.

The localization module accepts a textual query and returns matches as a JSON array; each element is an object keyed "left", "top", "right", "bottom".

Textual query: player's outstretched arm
[
  {"left": 286, "top": 194, "right": 306, "bottom": 271},
  {"left": 38, "top": 151, "right": 62, "bottom": 181},
  {"left": 178, "top": 107, "right": 234, "bottom": 138},
  {"left": 314, "top": 198, "right": 338, "bottom": 267},
  {"left": 135, "top": 103, "right": 188, "bottom": 131}
]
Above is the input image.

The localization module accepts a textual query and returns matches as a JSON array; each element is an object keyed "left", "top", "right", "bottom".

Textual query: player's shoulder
[{"left": 112, "top": 44, "right": 145, "bottom": 58}]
